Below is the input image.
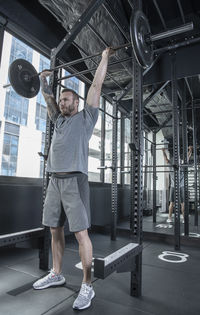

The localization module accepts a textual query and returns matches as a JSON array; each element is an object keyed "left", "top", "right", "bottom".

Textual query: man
[
  {"left": 162, "top": 146, "right": 193, "bottom": 223},
  {"left": 33, "top": 47, "right": 114, "bottom": 310}
]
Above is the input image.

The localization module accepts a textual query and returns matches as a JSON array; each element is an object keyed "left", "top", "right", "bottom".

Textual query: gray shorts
[
  {"left": 169, "top": 186, "right": 184, "bottom": 203},
  {"left": 42, "top": 173, "right": 90, "bottom": 232}
]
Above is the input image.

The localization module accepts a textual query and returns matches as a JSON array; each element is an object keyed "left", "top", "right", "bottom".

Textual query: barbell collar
[{"left": 151, "top": 22, "right": 194, "bottom": 42}]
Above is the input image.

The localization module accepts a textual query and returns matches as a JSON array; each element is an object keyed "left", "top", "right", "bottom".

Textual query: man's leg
[
  {"left": 73, "top": 229, "right": 94, "bottom": 310},
  {"left": 33, "top": 226, "right": 66, "bottom": 289},
  {"left": 169, "top": 202, "right": 174, "bottom": 218},
  {"left": 75, "top": 229, "right": 92, "bottom": 283},
  {"left": 51, "top": 226, "right": 65, "bottom": 274}
]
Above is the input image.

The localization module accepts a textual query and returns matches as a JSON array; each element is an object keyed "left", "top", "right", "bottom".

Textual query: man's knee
[
  {"left": 75, "top": 229, "right": 89, "bottom": 245},
  {"left": 50, "top": 226, "right": 64, "bottom": 237}
]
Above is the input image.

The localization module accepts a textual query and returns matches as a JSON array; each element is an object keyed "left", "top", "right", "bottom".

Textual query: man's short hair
[{"left": 61, "top": 88, "right": 79, "bottom": 102}]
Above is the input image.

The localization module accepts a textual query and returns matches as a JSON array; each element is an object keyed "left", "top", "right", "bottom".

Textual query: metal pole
[
  {"left": 171, "top": 52, "right": 180, "bottom": 250},
  {"left": 111, "top": 98, "right": 118, "bottom": 240},
  {"left": 130, "top": 0, "right": 143, "bottom": 297},
  {"left": 151, "top": 22, "right": 193, "bottom": 42},
  {"left": 100, "top": 98, "right": 105, "bottom": 183},
  {"left": 192, "top": 99, "right": 198, "bottom": 226},
  {"left": 153, "top": 132, "right": 157, "bottom": 222},
  {"left": 181, "top": 80, "right": 189, "bottom": 235},
  {"left": 39, "top": 48, "right": 59, "bottom": 270}
]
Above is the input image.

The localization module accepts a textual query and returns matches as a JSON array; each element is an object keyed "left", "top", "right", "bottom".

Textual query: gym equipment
[
  {"left": 130, "top": 10, "right": 193, "bottom": 68},
  {"left": 6, "top": 43, "right": 132, "bottom": 98},
  {"left": 94, "top": 242, "right": 142, "bottom": 279},
  {"left": 5, "top": 10, "right": 194, "bottom": 97}
]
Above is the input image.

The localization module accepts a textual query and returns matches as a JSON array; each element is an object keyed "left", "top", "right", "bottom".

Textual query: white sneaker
[
  {"left": 73, "top": 283, "right": 95, "bottom": 310},
  {"left": 33, "top": 269, "right": 65, "bottom": 290},
  {"left": 166, "top": 217, "right": 173, "bottom": 223}
]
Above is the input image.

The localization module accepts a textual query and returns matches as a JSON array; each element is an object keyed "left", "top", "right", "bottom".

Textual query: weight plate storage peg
[
  {"left": 8, "top": 59, "right": 40, "bottom": 98},
  {"left": 130, "top": 10, "right": 154, "bottom": 68}
]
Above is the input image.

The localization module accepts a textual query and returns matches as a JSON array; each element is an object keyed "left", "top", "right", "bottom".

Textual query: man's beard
[{"left": 61, "top": 102, "right": 76, "bottom": 116}]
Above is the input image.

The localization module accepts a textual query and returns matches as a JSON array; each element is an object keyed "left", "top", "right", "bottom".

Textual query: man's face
[{"left": 59, "top": 91, "right": 78, "bottom": 116}]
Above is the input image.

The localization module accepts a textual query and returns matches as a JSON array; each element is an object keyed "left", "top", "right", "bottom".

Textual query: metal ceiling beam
[
  {"left": 185, "top": 77, "right": 193, "bottom": 99},
  {"left": 177, "top": 0, "right": 186, "bottom": 24},
  {"left": 143, "top": 81, "right": 169, "bottom": 107},
  {"left": 156, "top": 114, "right": 172, "bottom": 133},
  {"left": 87, "top": 22, "right": 133, "bottom": 78},
  {"left": 53, "top": 0, "right": 105, "bottom": 58},
  {"left": 152, "top": 0, "right": 167, "bottom": 30}
]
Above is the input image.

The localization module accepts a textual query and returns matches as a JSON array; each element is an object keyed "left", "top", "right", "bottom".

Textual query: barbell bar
[{"left": 4, "top": 10, "right": 194, "bottom": 98}]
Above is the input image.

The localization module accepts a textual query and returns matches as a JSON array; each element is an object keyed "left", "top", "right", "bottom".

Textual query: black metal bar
[
  {"left": 102, "top": 2, "right": 130, "bottom": 41},
  {"left": 57, "top": 56, "right": 134, "bottom": 82},
  {"left": 181, "top": 80, "right": 189, "bottom": 235},
  {"left": 0, "top": 228, "right": 44, "bottom": 247},
  {"left": 154, "top": 36, "right": 200, "bottom": 55},
  {"left": 53, "top": 0, "right": 105, "bottom": 58},
  {"left": 171, "top": 52, "right": 180, "bottom": 250},
  {"left": 192, "top": 99, "right": 198, "bottom": 226},
  {"left": 39, "top": 49, "right": 60, "bottom": 270},
  {"left": 151, "top": 22, "right": 193, "bottom": 42},
  {"left": 152, "top": 132, "right": 157, "bottom": 222},
  {"left": 94, "top": 243, "right": 142, "bottom": 279},
  {"left": 156, "top": 115, "right": 172, "bottom": 133},
  {"left": 177, "top": 0, "right": 186, "bottom": 24},
  {"left": 100, "top": 98, "right": 105, "bottom": 183},
  {"left": 111, "top": 98, "right": 118, "bottom": 241},
  {"left": 185, "top": 78, "right": 193, "bottom": 99},
  {"left": 153, "top": 0, "right": 167, "bottom": 29},
  {"left": 130, "top": 0, "right": 143, "bottom": 298},
  {"left": 143, "top": 81, "right": 169, "bottom": 107}
]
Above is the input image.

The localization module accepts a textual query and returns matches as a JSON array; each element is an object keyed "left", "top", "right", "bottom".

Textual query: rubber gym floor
[{"left": 0, "top": 231, "right": 199, "bottom": 315}]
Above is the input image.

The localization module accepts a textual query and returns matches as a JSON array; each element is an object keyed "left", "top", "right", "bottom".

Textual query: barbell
[{"left": 5, "top": 10, "right": 194, "bottom": 99}]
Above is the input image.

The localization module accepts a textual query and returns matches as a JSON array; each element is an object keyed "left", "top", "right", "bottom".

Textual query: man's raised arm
[
  {"left": 40, "top": 71, "right": 60, "bottom": 121},
  {"left": 86, "top": 48, "right": 114, "bottom": 108}
]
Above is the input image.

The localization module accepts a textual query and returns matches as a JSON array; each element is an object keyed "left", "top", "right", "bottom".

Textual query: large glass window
[
  {"left": 88, "top": 111, "right": 102, "bottom": 182},
  {"left": 4, "top": 36, "right": 32, "bottom": 126},
  {"left": 40, "top": 133, "right": 46, "bottom": 177},
  {"left": 35, "top": 55, "right": 50, "bottom": 132},
  {"left": 104, "top": 101, "right": 113, "bottom": 183},
  {"left": 1, "top": 123, "right": 20, "bottom": 176},
  {"left": 124, "top": 118, "right": 130, "bottom": 184},
  {"left": 4, "top": 90, "right": 29, "bottom": 125},
  {"left": 64, "top": 70, "right": 79, "bottom": 93}
]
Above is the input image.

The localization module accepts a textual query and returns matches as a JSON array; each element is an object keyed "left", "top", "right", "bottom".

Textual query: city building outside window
[
  {"left": 124, "top": 118, "right": 130, "bottom": 184},
  {"left": 104, "top": 101, "right": 113, "bottom": 183},
  {"left": 1, "top": 123, "right": 20, "bottom": 176}
]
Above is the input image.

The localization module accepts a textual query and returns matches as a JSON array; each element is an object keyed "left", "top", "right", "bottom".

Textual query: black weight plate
[
  {"left": 8, "top": 59, "right": 40, "bottom": 98},
  {"left": 130, "top": 10, "right": 153, "bottom": 68}
]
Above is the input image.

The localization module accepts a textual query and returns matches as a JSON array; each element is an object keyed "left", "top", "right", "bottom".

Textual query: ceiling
[{"left": 0, "top": 0, "right": 200, "bottom": 145}]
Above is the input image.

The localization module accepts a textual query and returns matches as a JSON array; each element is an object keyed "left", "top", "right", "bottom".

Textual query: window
[
  {"left": 104, "top": 101, "right": 113, "bottom": 183},
  {"left": 9, "top": 37, "right": 33, "bottom": 64},
  {"left": 88, "top": 111, "right": 102, "bottom": 182},
  {"left": 124, "top": 118, "right": 130, "bottom": 184},
  {"left": 1, "top": 123, "right": 20, "bottom": 176},
  {"left": 40, "top": 133, "right": 46, "bottom": 177},
  {"left": 4, "top": 89, "right": 29, "bottom": 125},
  {"left": 64, "top": 70, "right": 79, "bottom": 93},
  {"left": 35, "top": 55, "right": 50, "bottom": 131}
]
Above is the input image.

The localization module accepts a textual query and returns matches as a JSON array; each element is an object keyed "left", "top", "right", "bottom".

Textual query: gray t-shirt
[
  {"left": 46, "top": 104, "right": 99, "bottom": 175},
  {"left": 168, "top": 160, "right": 184, "bottom": 188}
]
